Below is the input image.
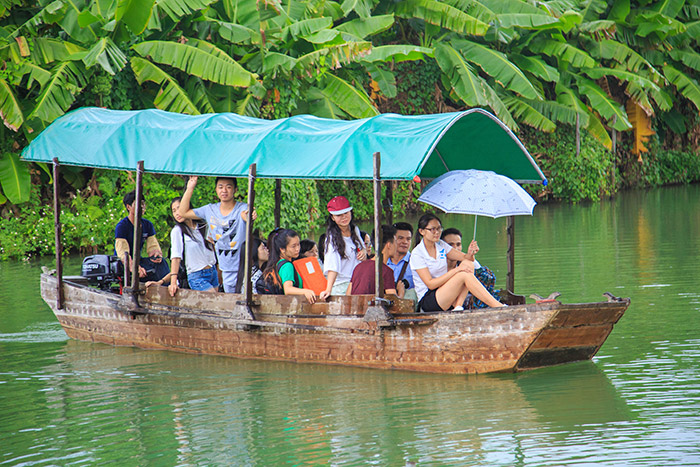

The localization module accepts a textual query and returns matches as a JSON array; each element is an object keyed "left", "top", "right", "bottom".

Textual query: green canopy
[{"left": 22, "top": 107, "right": 546, "bottom": 184}]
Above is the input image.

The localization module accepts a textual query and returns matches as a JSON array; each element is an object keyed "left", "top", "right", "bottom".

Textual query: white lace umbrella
[{"left": 418, "top": 169, "right": 536, "bottom": 238}]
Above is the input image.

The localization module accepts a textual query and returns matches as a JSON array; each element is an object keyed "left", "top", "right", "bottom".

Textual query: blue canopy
[{"left": 22, "top": 107, "right": 546, "bottom": 183}]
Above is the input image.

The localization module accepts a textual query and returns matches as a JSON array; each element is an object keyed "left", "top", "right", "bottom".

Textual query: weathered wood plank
[{"left": 528, "top": 324, "right": 614, "bottom": 350}]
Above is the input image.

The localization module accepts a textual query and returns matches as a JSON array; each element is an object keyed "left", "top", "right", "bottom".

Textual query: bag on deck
[
  {"left": 292, "top": 257, "right": 327, "bottom": 295},
  {"left": 256, "top": 259, "right": 298, "bottom": 295}
]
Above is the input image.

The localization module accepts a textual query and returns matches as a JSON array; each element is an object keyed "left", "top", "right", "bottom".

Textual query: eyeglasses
[{"left": 423, "top": 226, "right": 443, "bottom": 234}]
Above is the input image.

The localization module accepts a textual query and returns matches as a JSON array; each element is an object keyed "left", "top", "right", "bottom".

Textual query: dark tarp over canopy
[{"left": 22, "top": 107, "right": 546, "bottom": 184}]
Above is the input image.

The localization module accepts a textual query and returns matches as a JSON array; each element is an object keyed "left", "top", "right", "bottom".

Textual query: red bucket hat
[{"left": 327, "top": 196, "right": 353, "bottom": 215}]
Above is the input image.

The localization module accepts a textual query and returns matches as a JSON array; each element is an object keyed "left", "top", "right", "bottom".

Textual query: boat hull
[{"left": 41, "top": 274, "right": 628, "bottom": 374}]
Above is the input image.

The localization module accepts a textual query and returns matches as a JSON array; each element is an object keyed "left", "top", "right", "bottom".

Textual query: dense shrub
[{"left": 521, "top": 126, "right": 617, "bottom": 203}]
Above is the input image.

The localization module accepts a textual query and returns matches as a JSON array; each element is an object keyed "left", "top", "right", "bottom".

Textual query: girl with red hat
[{"left": 320, "top": 196, "right": 367, "bottom": 299}]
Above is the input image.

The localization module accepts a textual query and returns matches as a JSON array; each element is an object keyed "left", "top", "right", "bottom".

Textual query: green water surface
[{"left": 1, "top": 185, "right": 699, "bottom": 466}]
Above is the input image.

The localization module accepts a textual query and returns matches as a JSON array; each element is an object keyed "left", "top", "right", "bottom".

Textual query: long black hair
[
  {"left": 324, "top": 214, "right": 363, "bottom": 260},
  {"left": 414, "top": 213, "right": 441, "bottom": 247},
  {"left": 171, "top": 197, "right": 213, "bottom": 251},
  {"left": 236, "top": 236, "right": 267, "bottom": 292},
  {"left": 262, "top": 229, "right": 299, "bottom": 287}
]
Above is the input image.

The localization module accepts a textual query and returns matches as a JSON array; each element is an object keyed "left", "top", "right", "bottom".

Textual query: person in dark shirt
[
  {"left": 347, "top": 225, "right": 405, "bottom": 297},
  {"left": 115, "top": 190, "right": 170, "bottom": 282}
]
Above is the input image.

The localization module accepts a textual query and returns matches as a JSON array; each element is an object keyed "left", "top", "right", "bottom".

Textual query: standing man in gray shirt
[{"left": 179, "top": 176, "right": 252, "bottom": 293}]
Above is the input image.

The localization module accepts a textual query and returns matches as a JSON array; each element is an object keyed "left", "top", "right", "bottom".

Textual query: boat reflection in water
[{"left": 32, "top": 340, "right": 630, "bottom": 465}]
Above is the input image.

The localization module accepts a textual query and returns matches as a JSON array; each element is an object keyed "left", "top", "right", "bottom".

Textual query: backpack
[{"left": 256, "top": 259, "right": 300, "bottom": 295}]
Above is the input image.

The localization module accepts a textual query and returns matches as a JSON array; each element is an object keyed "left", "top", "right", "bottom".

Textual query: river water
[{"left": 1, "top": 185, "right": 699, "bottom": 466}]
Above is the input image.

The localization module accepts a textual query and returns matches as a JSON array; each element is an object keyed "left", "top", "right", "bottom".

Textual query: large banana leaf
[
  {"left": 21, "top": 62, "right": 52, "bottom": 88},
  {"left": 32, "top": 37, "right": 79, "bottom": 64},
  {"left": 497, "top": 13, "right": 563, "bottom": 29},
  {"left": 132, "top": 40, "right": 256, "bottom": 87},
  {"left": 654, "top": 0, "right": 686, "bottom": 18},
  {"left": 321, "top": 73, "right": 378, "bottom": 119},
  {"left": 365, "top": 62, "right": 397, "bottom": 97},
  {"left": 0, "top": 152, "right": 31, "bottom": 204},
  {"left": 524, "top": 98, "right": 584, "bottom": 126},
  {"left": 27, "top": 60, "right": 87, "bottom": 123},
  {"left": 361, "top": 45, "right": 433, "bottom": 62},
  {"left": 454, "top": 39, "right": 543, "bottom": 100},
  {"left": 279, "top": 17, "right": 332, "bottom": 42},
  {"left": 583, "top": 67, "right": 671, "bottom": 111},
  {"left": 294, "top": 41, "right": 371, "bottom": 73},
  {"left": 554, "top": 82, "right": 590, "bottom": 123},
  {"left": 340, "top": 0, "right": 378, "bottom": 19},
  {"left": 116, "top": 0, "right": 155, "bottom": 35},
  {"left": 131, "top": 57, "right": 200, "bottom": 114},
  {"left": 0, "top": 79, "right": 24, "bottom": 131},
  {"left": 185, "top": 77, "right": 215, "bottom": 114},
  {"left": 584, "top": 38, "right": 662, "bottom": 80},
  {"left": 583, "top": 108, "right": 612, "bottom": 149},
  {"left": 511, "top": 54, "right": 559, "bottom": 82},
  {"left": 334, "top": 14, "right": 394, "bottom": 39},
  {"left": 503, "top": 96, "right": 556, "bottom": 132},
  {"left": 434, "top": 43, "right": 488, "bottom": 108},
  {"left": 305, "top": 86, "right": 344, "bottom": 119},
  {"left": 82, "top": 37, "right": 127, "bottom": 75},
  {"left": 668, "top": 48, "right": 700, "bottom": 72},
  {"left": 213, "top": 19, "right": 260, "bottom": 44},
  {"left": 664, "top": 64, "right": 700, "bottom": 111},
  {"left": 155, "top": 0, "right": 216, "bottom": 21},
  {"left": 582, "top": 67, "right": 662, "bottom": 93},
  {"left": 575, "top": 76, "right": 632, "bottom": 130},
  {"left": 632, "top": 11, "right": 686, "bottom": 39},
  {"left": 395, "top": 0, "right": 490, "bottom": 36},
  {"left": 529, "top": 39, "right": 596, "bottom": 68},
  {"left": 483, "top": 85, "right": 518, "bottom": 131}
]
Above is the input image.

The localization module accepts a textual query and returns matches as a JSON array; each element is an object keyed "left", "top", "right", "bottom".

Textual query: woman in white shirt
[
  {"left": 159, "top": 197, "right": 219, "bottom": 296},
  {"left": 410, "top": 213, "right": 503, "bottom": 312},
  {"left": 320, "top": 196, "right": 366, "bottom": 299}
]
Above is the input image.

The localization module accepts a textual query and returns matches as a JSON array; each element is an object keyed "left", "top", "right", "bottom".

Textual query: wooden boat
[
  {"left": 25, "top": 107, "right": 629, "bottom": 374},
  {"left": 38, "top": 271, "right": 628, "bottom": 374}
]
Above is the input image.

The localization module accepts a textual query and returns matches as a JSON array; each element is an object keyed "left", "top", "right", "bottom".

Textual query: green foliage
[
  {"left": 252, "top": 179, "right": 322, "bottom": 237},
  {"left": 521, "top": 126, "right": 616, "bottom": 203},
  {"left": 629, "top": 145, "right": 700, "bottom": 187}
]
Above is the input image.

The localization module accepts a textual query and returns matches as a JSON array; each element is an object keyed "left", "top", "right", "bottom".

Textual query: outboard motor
[{"left": 81, "top": 255, "right": 122, "bottom": 292}]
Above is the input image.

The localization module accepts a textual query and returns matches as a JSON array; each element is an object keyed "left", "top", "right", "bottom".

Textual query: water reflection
[{"left": 0, "top": 339, "right": 638, "bottom": 466}]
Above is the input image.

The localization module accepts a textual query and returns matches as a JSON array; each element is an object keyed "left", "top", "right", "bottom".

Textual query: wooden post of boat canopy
[
  {"left": 243, "top": 164, "right": 257, "bottom": 306},
  {"left": 373, "top": 152, "right": 383, "bottom": 298},
  {"left": 507, "top": 215, "right": 515, "bottom": 292},
  {"left": 52, "top": 158, "right": 64, "bottom": 310},
  {"left": 364, "top": 152, "right": 391, "bottom": 324},
  {"left": 130, "top": 160, "right": 145, "bottom": 301},
  {"left": 274, "top": 178, "right": 281, "bottom": 228}
]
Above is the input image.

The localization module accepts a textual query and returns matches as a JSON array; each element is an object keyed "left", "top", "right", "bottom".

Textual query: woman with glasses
[{"left": 410, "top": 213, "right": 503, "bottom": 312}]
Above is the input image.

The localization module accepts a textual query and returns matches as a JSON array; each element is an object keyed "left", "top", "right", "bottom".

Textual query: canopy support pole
[
  {"left": 243, "top": 164, "right": 257, "bottom": 308},
  {"left": 373, "top": 152, "right": 383, "bottom": 299},
  {"left": 130, "top": 160, "right": 145, "bottom": 305},
  {"left": 52, "top": 158, "right": 64, "bottom": 310},
  {"left": 506, "top": 215, "right": 515, "bottom": 293},
  {"left": 234, "top": 164, "right": 257, "bottom": 322},
  {"left": 274, "top": 179, "right": 281, "bottom": 228},
  {"left": 364, "top": 152, "right": 392, "bottom": 325},
  {"left": 383, "top": 181, "right": 393, "bottom": 225}
]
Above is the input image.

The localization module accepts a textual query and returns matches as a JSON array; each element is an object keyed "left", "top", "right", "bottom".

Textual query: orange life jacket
[{"left": 293, "top": 257, "right": 327, "bottom": 295}]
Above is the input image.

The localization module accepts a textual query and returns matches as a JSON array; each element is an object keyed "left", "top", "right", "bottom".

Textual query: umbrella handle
[{"left": 473, "top": 215, "right": 477, "bottom": 241}]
